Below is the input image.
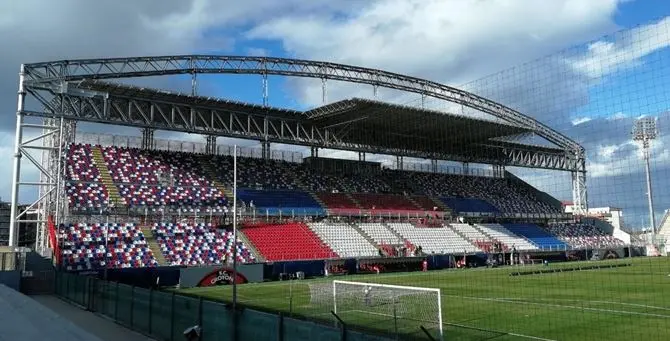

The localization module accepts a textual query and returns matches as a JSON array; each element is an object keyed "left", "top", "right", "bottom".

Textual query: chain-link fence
[{"left": 54, "top": 272, "right": 392, "bottom": 341}]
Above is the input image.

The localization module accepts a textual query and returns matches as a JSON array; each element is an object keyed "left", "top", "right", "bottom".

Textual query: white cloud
[
  {"left": 247, "top": 0, "right": 623, "bottom": 106},
  {"left": 607, "top": 112, "right": 627, "bottom": 120},
  {"left": 570, "top": 17, "right": 670, "bottom": 79},
  {"left": 572, "top": 117, "right": 593, "bottom": 125}
]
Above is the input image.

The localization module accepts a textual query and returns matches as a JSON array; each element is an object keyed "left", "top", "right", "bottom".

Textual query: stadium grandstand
[{"left": 2, "top": 51, "right": 666, "bottom": 341}]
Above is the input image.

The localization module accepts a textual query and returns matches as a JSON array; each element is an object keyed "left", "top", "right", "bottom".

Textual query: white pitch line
[
  {"left": 499, "top": 297, "right": 670, "bottom": 312},
  {"left": 446, "top": 294, "right": 670, "bottom": 319}
]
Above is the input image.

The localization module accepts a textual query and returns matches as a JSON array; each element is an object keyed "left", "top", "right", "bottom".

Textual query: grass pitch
[{"left": 178, "top": 257, "right": 670, "bottom": 340}]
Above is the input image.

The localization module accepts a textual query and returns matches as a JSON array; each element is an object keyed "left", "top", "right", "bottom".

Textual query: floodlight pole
[
  {"left": 633, "top": 118, "right": 658, "bottom": 236},
  {"left": 232, "top": 145, "right": 238, "bottom": 310}
]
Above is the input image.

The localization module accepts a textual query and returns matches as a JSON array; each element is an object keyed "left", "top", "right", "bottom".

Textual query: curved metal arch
[{"left": 23, "top": 55, "right": 583, "bottom": 155}]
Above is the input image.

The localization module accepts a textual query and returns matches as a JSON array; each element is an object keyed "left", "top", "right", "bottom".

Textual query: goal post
[{"left": 309, "top": 280, "right": 443, "bottom": 340}]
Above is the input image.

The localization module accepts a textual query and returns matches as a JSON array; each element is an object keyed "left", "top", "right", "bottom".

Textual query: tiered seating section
[
  {"left": 152, "top": 222, "right": 255, "bottom": 266},
  {"left": 357, "top": 223, "right": 404, "bottom": 245},
  {"left": 307, "top": 222, "right": 378, "bottom": 258},
  {"left": 66, "top": 144, "right": 109, "bottom": 210},
  {"left": 476, "top": 224, "right": 538, "bottom": 251},
  {"left": 387, "top": 223, "right": 479, "bottom": 254},
  {"left": 59, "top": 220, "right": 627, "bottom": 268},
  {"left": 239, "top": 189, "right": 324, "bottom": 216},
  {"left": 545, "top": 223, "right": 625, "bottom": 249},
  {"left": 64, "top": 144, "right": 561, "bottom": 216},
  {"left": 102, "top": 147, "right": 227, "bottom": 210},
  {"left": 60, "top": 143, "right": 632, "bottom": 268},
  {"left": 60, "top": 222, "right": 157, "bottom": 270},
  {"left": 242, "top": 222, "right": 336, "bottom": 261},
  {"left": 503, "top": 224, "right": 568, "bottom": 249}
]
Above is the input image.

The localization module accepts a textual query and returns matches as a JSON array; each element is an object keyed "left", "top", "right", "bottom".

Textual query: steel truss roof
[{"left": 21, "top": 55, "right": 585, "bottom": 172}]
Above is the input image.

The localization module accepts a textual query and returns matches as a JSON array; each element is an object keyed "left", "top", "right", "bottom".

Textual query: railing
[
  {"left": 55, "top": 272, "right": 390, "bottom": 341},
  {"left": 75, "top": 132, "right": 304, "bottom": 163}
]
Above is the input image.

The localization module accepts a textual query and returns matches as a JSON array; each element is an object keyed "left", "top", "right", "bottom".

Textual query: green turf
[{"left": 177, "top": 257, "right": 670, "bottom": 340}]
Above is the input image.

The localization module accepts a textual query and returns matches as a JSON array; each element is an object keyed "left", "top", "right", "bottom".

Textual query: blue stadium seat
[
  {"left": 440, "top": 197, "right": 499, "bottom": 213},
  {"left": 503, "top": 224, "right": 568, "bottom": 249},
  {"left": 238, "top": 189, "right": 326, "bottom": 216}
]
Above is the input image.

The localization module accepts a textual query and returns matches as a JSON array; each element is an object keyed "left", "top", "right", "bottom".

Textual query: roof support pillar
[
  {"left": 141, "top": 128, "right": 154, "bottom": 150},
  {"left": 262, "top": 141, "right": 271, "bottom": 160},
  {"left": 311, "top": 147, "right": 319, "bottom": 158},
  {"left": 205, "top": 135, "right": 217, "bottom": 155},
  {"left": 571, "top": 154, "right": 588, "bottom": 217},
  {"left": 431, "top": 159, "right": 438, "bottom": 173},
  {"left": 396, "top": 156, "right": 404, "bottom": 171},
  {"left": 358, "top": 152, "right": 365, "bottom": 162},
  {"left": 462, "top": 162, "right": 470, "bottom": 176}
]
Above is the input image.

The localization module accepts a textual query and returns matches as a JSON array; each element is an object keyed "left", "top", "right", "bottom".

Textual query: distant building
[
  {"left": 0, "top": 201, "right": 37, "bottom": 248},
  {"left": 0, "top": 201, "right": 8, "bottom": 246}
]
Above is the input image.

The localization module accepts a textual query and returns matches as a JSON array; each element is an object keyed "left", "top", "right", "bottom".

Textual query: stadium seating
[
  {"left": 503, "top": 224, "right": 568, "bottom": 249},
  {"left": 66, "top": 182, "right": 110, "bottom": 211},
  {"left": 316, "top": 193, "right": 359, "bottom": 209},
  {"left": 60, "top": 222, "right": 157, "bottom": 270},
  {"left": 440, "top": 198, "right": 498, "bottom": 214},
  {"left": 151, "top": 222, "right": 255, "bottom": 266},
  {"left": 242, "top": 222, "right": 336, "bottom": 260},
  {"left": 238, "top": 189, "right": 325, "bottom": 216},
  {"left": 307, "top": 222, "right": 378, "bottom": 258},
  {"left": 544, "top": 223, "right": 625, "bottom": 249},
  {"left": 65, "top": 144, "right": 110, "bottom": 210},
  {"left": 349, "top": 193, "right": 420, "bottom": 211},
  {"left": 66, "top": 144, "right": 102, "bottom": 182},
  {"left": 475, "top": 224, "right": 538, "bottom": 251},
  {"left": 101, "top": 146, "right": 227, "bottom": 209},
  {"left": 66, "top": 143, "right": 563, "bottom": 217},
  {"left": 387, "top": 223, "right": 479, "bottom": 254},
  {"left": 357, "top": 223, "right": 404, "bottom": 245}
]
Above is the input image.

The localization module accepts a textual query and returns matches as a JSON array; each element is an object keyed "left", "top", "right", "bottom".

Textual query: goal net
[{"left": 308, "top": 280, "right": 443, "bottom": 339}]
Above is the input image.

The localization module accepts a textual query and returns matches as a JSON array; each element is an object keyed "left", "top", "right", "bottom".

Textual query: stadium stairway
[
  {"left": 429, "top": 196, "right": 452, "bottom": 215},
  {"left": 198, "top": 155, "right": 233, "bottom": 199},
  {"left": 91, "top": 146, "right": 125, "bottom": 208},
  {"left": 344, "top": 193, "right": 363, "bottom": 210},
  {"left": 446, "top": 225, "right": 473, "bottom": 244},
  {"left": 471, "top": 225, "right": 509, "bottom": 249},
  {"left": 383, "top": 222, "right": 408, "bottom": 243},
  {"left": 236, "top": 229, "right": 265, "bottom": 262},
  {"left": 350, "top": 223, "right": 380, "bottom": 249},
  {"left": 140, "top": 226, "right": 167, "bottom": 266},
  {"left": 304, "top": 188, "right": 328, "bottom": 211}
]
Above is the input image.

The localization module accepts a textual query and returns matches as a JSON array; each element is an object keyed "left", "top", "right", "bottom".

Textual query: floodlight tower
[{"left": 632, "top": 117, "right": 658, "bottom": 235}]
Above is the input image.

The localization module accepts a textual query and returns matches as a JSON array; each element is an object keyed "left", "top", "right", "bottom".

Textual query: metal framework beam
[
  {"left": 23, "top": 90, "right": 579, "bottom": 171},
  {"left": 22, "top": 56, "right": 583, "bottom": 154}
]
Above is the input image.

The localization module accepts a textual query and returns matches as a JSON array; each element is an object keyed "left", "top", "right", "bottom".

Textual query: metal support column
[
  {"left": 571, "top": 150, "right": 588, "bottom": 216},
  {"left": 321, "top": 78, "right": 327, "bottom": 104},
  {"left": 462, "top": 162, "right": 470, "bottom": 176},
  {"left": 141, "top": 128, "right": 154, "bottom": 150},
  {"left": 396, "top": 156, "right": 404, "bottom": 170},
  {"left": 358, "top": 152, "right": 365, "bottom": 161},
  {"left": 262, "top": 141, "right": 271, "bottom": 160},
  {"left": 8, "top": 65, "right": 26, "bottom": 247},
  {"left": 205, "top": 135, "right": 217, "bottom": 155}
]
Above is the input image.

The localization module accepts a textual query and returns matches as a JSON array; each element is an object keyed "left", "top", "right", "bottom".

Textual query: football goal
[{"left": 308, "top": 280, "right": 443, "bottom": 339}]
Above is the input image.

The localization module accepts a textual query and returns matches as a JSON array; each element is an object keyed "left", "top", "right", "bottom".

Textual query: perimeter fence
[{"left": 54, "top": 272, "right": 391, "bottom": 341}]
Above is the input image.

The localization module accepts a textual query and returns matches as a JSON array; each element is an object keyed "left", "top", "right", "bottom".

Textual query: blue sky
[{"left": 0, "top": 0, "right": 669, "bottom": 229}]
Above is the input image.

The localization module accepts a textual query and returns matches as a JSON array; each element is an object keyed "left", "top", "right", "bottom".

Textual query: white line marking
[
  {"left": 500, "top": 297, "right": 670, "bottom": 312},
  {"left": 447, "top": 295, "right": 670, "bottom": 318}
]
